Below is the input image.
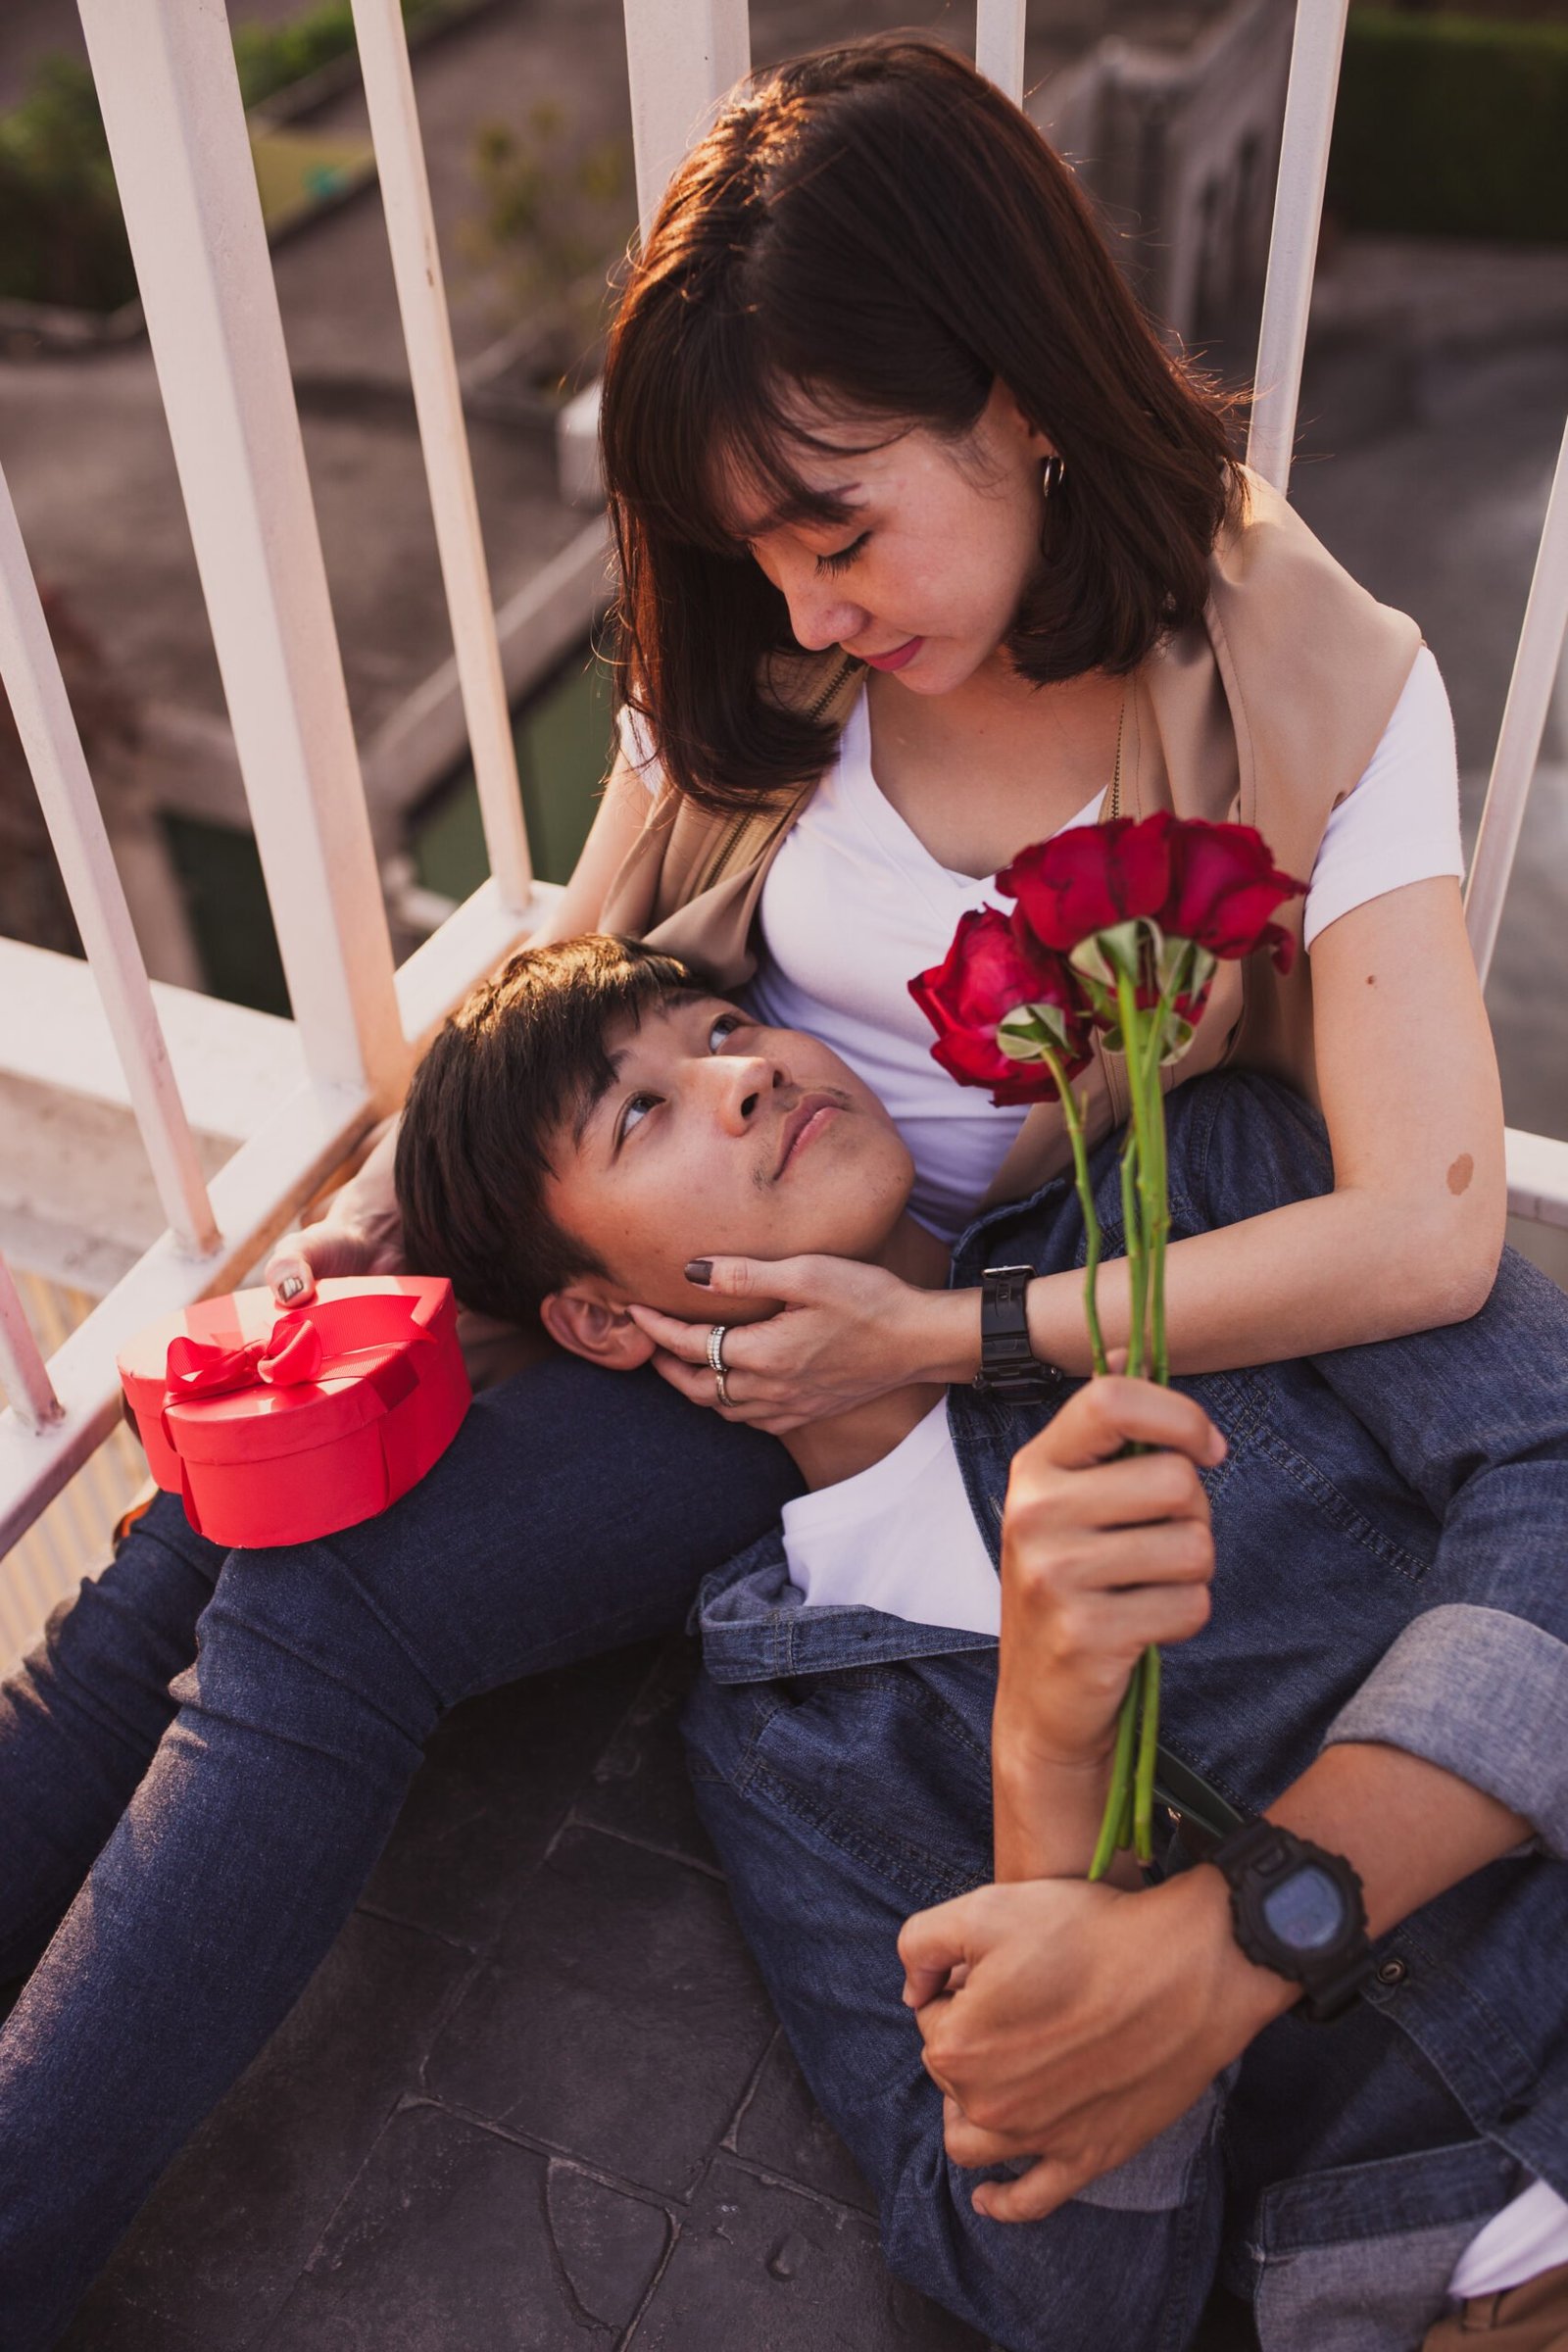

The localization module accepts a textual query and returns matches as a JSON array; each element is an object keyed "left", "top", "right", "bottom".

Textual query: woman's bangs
[
  {"left": 618, "top": 306, "right": 885, "bottom": 558},
  {"left": 700, "top": 403, "right": 869, "bottom": 558}
]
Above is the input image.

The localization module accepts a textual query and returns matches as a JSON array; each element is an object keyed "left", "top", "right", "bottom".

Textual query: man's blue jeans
[{"left": 0, "top": 1357, "right": 803, "bottom": 2350}]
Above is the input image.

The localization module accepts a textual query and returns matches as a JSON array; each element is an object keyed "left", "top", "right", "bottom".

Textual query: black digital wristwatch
[
  {"left": 972, "top": 1265, "right": 1064, "bottom": 1403},
  {"left": 1208, "top": 1819, "right": 1375, "bottom": 2023}
]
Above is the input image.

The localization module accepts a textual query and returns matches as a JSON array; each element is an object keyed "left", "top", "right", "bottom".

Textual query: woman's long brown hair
[{"left": 602, "top": 35, "right": 1245, "bottom": 816}]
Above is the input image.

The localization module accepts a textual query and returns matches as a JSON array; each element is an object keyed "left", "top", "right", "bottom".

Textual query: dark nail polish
[
  {"left": 277, "top": 1275, "right": 305, "bottom": 1303},
  {"left": 684, "top": 1259, "right": 712, "bottom": 1287}
]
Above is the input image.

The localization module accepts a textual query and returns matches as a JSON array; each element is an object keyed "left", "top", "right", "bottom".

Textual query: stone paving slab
[
  {"left": 422, "top": 1819, "right": 778, "bottom": 2198},
  {"left": 359, "top": 1641, "right": 658, "bottom": 1943},
  {"left": 267, "top": 2104, "right": 672, "bottom": 2347},
  {"left": 731, "top": 2028, "right": 878, "bottom": 2216},
  {"left": 570, "top": 1635, "right": 718, "bottom": 1873},
  {"left": 625, "top": 2155, "right": 985, "bottom": 2351}
]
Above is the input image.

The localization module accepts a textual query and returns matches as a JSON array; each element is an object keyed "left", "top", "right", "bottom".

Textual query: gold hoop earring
[{"left": 1042, "top": 455, "right": 1066, "bottom": 504}]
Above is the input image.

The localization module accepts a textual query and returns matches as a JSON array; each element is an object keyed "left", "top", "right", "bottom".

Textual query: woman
[
  {"left": 0, "top": 36, "right": 1507, "bottom": 2347},
  {"left": 575, "top": 33, "right": 1500, "bottom": 1414}
]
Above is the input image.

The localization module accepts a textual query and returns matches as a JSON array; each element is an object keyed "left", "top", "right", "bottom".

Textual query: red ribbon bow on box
[{"left": 164, "top": 1312, "right": 325, "bottom": 1401}]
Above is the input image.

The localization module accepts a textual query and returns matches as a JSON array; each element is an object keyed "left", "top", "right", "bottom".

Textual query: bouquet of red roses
[{"left": 911, "top": 812, "right": 1306, "bottom": 1877}]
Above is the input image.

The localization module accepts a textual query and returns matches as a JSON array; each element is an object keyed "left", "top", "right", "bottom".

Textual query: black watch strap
[
  {"left": 973, "top": 1265, "right": 1061, "bottom": 1402},
  {"left": 1210, "top": 1818, "right": 1375, "bottom": 2024}
]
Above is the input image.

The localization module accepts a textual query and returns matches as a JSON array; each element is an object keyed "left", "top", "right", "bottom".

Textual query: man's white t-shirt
[{"left": 627, "top": 652, "right": 1559, "bottom": 2297}]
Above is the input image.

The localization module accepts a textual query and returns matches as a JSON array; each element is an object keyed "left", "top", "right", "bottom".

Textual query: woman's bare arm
[{"left": 1015, "top": 876, "right": 1506, "bottom": 1376}]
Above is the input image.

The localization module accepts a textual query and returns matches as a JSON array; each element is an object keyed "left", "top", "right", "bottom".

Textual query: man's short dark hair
[{"left": 394, "top": 935, "right": 699, "bottom": 1326}]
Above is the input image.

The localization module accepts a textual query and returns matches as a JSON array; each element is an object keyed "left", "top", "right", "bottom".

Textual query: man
[{"left": 391, "top": 937, "right": 1568, "bottom": 2352}]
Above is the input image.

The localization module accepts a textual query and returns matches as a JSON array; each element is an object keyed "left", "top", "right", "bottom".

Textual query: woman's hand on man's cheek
[{"left": 623, "top": 1257, "right": 967, "bottom": 1432}]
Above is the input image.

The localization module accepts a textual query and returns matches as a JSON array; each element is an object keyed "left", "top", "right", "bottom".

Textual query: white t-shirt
[
  {"left": 624, "top": 647, "right": 1462, "bottom": 1244},
  {"left": 780, "top": 1398, "right": 1001, "bottom": 1636}
]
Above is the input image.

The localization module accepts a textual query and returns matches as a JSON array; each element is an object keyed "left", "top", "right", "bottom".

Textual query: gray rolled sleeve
[{"left": 1323, "top": 1603, "right": 1568, "bottom": 1858}]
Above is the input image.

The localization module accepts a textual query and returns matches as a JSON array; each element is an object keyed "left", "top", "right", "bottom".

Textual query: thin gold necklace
[{"left": 1104, "top": 691, "right": 1127, "bottom": 821}]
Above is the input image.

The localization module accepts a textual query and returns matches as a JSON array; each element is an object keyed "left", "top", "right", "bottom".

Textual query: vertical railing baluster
[
  {"left": 975, "top": 0, "right": 1027, "bottom": 104},
  {"left": 622, "top": 0, "right": 750, "bottom": 239},
  {"left": 1465, "top": 416, "right": 1568, "bottom": 989},
  {"left": 75, "top": 0, "right": 408, "bottom": 1106},
  {"left": 0, "top": 459, "right": 220, "bottom": 1255},
  {"left": 0, "top": 1257, "right": 62, "bottom": 1431},
  {"left": 1247, "top": 0, "right": 1350, "bottom": 493},
  {"left": 349, "top": 0, "right": 534, "bottom": 915}
]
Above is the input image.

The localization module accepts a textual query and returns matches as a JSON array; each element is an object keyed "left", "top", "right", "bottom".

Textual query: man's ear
[{"left": 540, "top": 1284, "right": 656, "bottom": 1372}]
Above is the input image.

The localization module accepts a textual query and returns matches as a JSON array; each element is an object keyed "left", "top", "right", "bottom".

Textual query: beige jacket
[{"left": 600, "top": 466, "right": 1421, "bottom": 1206}]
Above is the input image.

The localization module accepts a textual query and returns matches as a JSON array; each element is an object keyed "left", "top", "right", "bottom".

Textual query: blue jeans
[{"left": 0, "top": 1355, "right": 802, "bottom": 2350}]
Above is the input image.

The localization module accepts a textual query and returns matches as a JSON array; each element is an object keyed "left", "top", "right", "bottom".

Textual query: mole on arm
[{"left": 1447, "top": 1154, "right": 1475, "bottom": 1197}]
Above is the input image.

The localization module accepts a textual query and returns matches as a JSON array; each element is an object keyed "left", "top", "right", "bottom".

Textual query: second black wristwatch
[
  {"left": 1208, "top": 1818, "right": 1375, "bottom": 2023},
  {"left": 973, "top": 1264, "right": 1064, "bottom": 1403}
]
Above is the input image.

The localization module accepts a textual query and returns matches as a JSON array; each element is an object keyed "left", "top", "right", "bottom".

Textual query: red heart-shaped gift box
[{"left": 118, "top": 1277, "right": 470, "bottom": 1548}]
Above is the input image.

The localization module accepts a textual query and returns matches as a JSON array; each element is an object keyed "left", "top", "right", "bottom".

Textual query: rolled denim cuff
[
  {"left": 1324, "top": 1604, "right": 1568, "bottom": 1859},
  {"left": 1071, "top": 2072, "right": 1229, "bottom": 2213}
]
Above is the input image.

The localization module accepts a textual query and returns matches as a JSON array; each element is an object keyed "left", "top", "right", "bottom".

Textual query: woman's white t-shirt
[{"left": 625, "top": 646, "right": 1462, "bottom": 1244}]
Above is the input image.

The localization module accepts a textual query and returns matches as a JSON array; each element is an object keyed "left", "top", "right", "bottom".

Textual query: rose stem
[
  {"left": 1118, "top": 1131, "right": 1147, "bottom": 1383},
  {"left": 1041, "top": 1047, "right": 1107, "bottom": 1377},
  {"left": 1115, "top": 962, "right": 1177, "bottom": 1864},
  {"left": 1134, "top": 1644, "right": 1161, "bottom": 1862},
  {"left": 1141, "top": 987, "right": 1176, "bottom": 1388},
  {"left": 1090, "top": 1672, "right": 1142, "bottom": 1882}
]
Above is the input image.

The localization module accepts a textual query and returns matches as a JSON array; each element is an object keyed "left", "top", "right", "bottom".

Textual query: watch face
[{"left": 1260, "top": 1863, "right": 1346, "bottom": 1953}]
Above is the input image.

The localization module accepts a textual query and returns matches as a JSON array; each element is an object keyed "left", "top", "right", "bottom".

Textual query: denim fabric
[
  {"left": 0, "top": 1355, "right": 802, "bottom": 2351},
  {"left": 684, "top": 1071, "right": 1568, "bottom": 2351},
  {"left": 1327, "top": 1606, "right": 1568, "bottom": 1855},
  {"left": 683, "top": 1654, "right": 1229, "bottom": 2352}
]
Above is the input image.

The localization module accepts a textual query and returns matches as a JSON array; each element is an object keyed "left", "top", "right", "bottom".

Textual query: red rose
[
  {"left": 1162, "top": 820, "right": 1305, "bottom": 968},
  {"left": 998, "top": 816, "right": 1173, "bottom": 952},
  {"left": 909, "top": 906, "right": 1092, "bottom": 1106}
]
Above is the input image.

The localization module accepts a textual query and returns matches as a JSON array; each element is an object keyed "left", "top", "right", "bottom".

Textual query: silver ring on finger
[{"left": 706, "top": 1324, "right": 733, "bottom": 1409}]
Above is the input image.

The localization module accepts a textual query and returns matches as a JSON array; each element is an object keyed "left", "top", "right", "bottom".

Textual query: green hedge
[
  {"left": 233, "top": 0, "right": 448, "bottom": 113},
  {"left": 1329, "top": 9, "right": 1568, "bottom": 243},
  {"left": 0, "top": 0, "right": 454, "bottom": 314},
  {"left": 0, "top": 58, "right": 134, "bottom": 311}
]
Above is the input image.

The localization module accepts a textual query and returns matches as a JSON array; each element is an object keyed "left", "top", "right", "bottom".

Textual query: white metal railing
[
  {"left": 349, "top": 0, "right": 532, "bottom": 913},
  {"left": 1245, "top": 0, "right": 1349, "bottom": 492},
  {"left": 0, "top": 466, "right": 219, "bottom": 1268},
  {"left": 1, "top": 0, "right": 1566, "bottom": 1592},
  {"left": 1464, "top": 416, "right": 1568, "bottom": 990}
]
